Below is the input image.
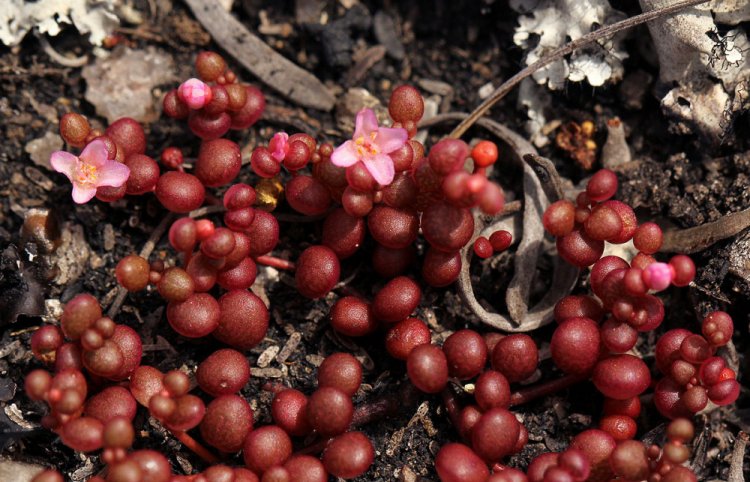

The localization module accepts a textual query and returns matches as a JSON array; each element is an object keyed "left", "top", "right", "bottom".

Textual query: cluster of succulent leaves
[{"left": 25, "top": 50, "right": 738, "bottom": 482}]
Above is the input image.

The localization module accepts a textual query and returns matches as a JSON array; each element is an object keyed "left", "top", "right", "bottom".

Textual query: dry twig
[
  {"left": 183, "top": 0, "right": 335, "bottom": 111},
  {"left": 728, "top": 431, "right": 747, "bottom": 482},
  {"left": 661, "top": 207, "right": 750, "bottom": 254}
]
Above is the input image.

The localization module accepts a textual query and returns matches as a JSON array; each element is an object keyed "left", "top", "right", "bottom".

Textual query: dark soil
[{"left": 0, "top": 1, "right": 747, "bottom": 481}]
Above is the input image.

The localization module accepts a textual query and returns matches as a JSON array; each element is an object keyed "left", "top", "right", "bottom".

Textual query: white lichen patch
[
  {"left": 0, "top": 0, "right": 119, "bottom": 47},
  {"left": 511, "top": 0, "right": 628, "bottom": 90},
  {"left": 518, "top": 78, "right": 552, "bottom": 147}
]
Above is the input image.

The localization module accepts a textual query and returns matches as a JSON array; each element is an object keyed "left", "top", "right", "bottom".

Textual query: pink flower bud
[
  {"left": 178, "top": 78, "right": 213, "bottom": 110},
  {"left": 269, "top": 132, "right": 289, "bottom": 162},
  {"left": 642, "top": 262, "right": 674, "bottom": 292}
]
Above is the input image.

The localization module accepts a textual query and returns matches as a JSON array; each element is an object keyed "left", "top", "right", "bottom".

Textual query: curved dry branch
[
  {"left": 728, "top": 431, "right": 748, "bottom": 482},
  {"left": 661, "top": 206, "right": 750, "bottom": 254}
]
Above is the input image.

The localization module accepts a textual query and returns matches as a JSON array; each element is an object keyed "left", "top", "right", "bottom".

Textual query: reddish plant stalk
[
  {"left": 295, "top": 437, "right": 333, "bottom": 456},
  {"left": 170, "top": 428, "right": 220, "bottom": 464},
  {"left": 352, "top": 383, "right": 419, "bottom": 426},
  {"left": 255, "top": 255, "right": 296, "bottom": 271},
  {"left": 294, "top": 384, "right": 420, "bottom": 456},
  {"left": 509, "top": 374, "right": 585, "bottom": 407},
  {"left": 441, "top": 388, "right": 463, "bottom": 430}
]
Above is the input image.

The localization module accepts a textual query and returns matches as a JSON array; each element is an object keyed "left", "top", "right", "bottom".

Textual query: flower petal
[
  {"left": 375, "top": 127, "right": 408, "bottom": 154},
  {"left": 79, "top": 139, "right": 110, "bottom": 168},
  {"left": 363, "top": 154, "right": 395, "bottom": 186},
  {"left": 269, "top": 132, "right": 289, "bottom": 162},
  {"left": 49, "top": 151, "right": 78, "bottom": 181},
  {"left": 353, "top": 108, "right": 379, "bottom": 139},
  {"left": 71, "top": 184, "right": 97, "bottom": 204},
  {"left": 96, "top": 161, "right": 131, "bottom": 188},
  {"left": 330, "top": 141, "right": 360, "bottom": 168}
]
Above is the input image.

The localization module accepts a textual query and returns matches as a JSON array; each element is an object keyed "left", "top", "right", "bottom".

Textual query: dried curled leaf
[{"left": 420, "top": 113, "right": 579, "bottom": 332}]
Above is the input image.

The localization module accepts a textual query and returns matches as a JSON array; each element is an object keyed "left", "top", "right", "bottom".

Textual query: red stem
[
  {"left": 295, "top": 383, "right": 420, "bottom": 456},
  {"left": 441, "top": 388, "right": 463, "bottom": 429},
  {"left": 255, "top": 255, "right": 296, "bottom": 271},
  {"left": 352, "top": 383, "right": 419, "bottom": 426},
  {"left": 509, "top": 374, "right": 585, "bottom": 407},
  {"left": 170, "top": 428, "right": 220, "bottom": 464},
  {"left": 295, "top": 437, "right": 332, "bottom": 456}
]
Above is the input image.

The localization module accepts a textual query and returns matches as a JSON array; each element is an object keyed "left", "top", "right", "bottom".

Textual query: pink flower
[
  {"left": 642, "top": 262, "right": 674, "bottom": 292},
  {"left": 269, "top": 132, "right": 289, "bottom": 162},
  {"left": 330, "top": 108, "right": 408, "bottom": 186},
  {"left": 178, "top": 78, "right": 213, "bottom": 110},
  {"left": 50, "top": 139, "right": 131, "bottom": 204}
]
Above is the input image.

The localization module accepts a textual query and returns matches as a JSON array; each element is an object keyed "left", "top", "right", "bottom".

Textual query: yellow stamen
[
  {"left": 75, "top": 162, "right": 98, "bottom": 187},
  {"left": 353, "top": 134, "right": 380, "bottom": 159}
]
